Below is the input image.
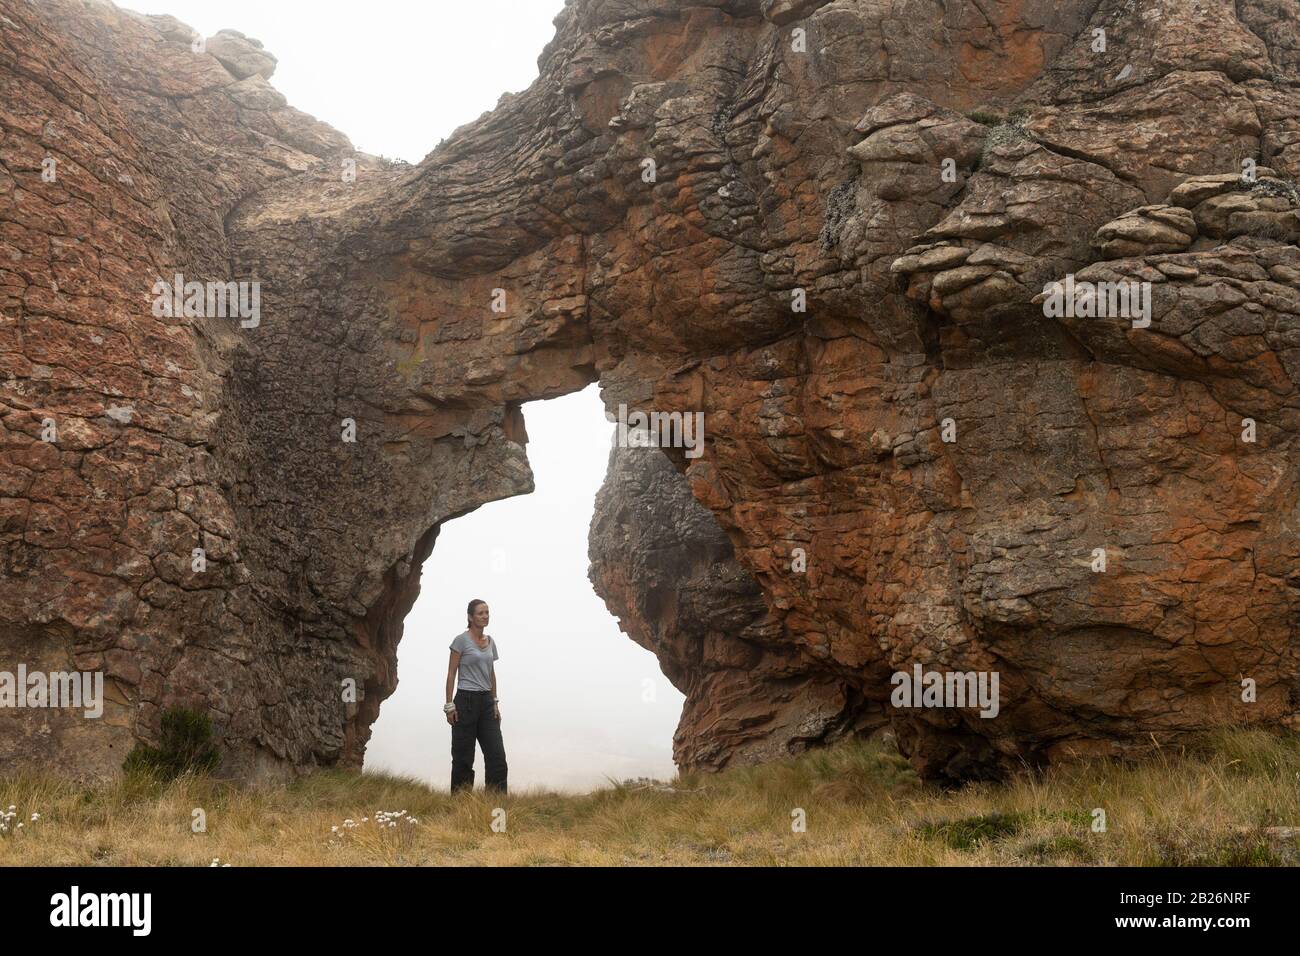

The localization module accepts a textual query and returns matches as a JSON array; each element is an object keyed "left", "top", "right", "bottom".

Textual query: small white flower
[{"left": 30, "top": 813, "right": 39, "bottom": 822}]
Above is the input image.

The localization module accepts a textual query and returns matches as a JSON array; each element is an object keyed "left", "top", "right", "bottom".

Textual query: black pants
[{"left": 450, "top": 689, "right": 507, "bottom": 793}]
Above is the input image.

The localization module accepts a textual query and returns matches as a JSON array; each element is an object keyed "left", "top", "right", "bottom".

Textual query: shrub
[
  {"left": 123, "top": 707, "right": 220, "bottom": 780},
  {"left": 916, "top": 810, "right": 1030, "bottom": 850}
]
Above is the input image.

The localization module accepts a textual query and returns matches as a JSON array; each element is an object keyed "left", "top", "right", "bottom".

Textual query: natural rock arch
[{"left": 3, "top": 0, "right": 1300, "bottom": 782}]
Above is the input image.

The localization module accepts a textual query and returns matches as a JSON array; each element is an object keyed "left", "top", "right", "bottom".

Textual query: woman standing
[{"left": 444, "top": 598, "right": 507, "bottom": 793}]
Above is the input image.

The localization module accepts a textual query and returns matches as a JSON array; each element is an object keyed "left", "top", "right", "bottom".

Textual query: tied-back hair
[{"left": 467, "top": 598, "right": 487, "bottom": 626}]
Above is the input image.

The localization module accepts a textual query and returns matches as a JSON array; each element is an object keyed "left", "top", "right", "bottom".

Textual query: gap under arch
[{"left": 363, "top": 384, "right": 685, "bottom": 791}]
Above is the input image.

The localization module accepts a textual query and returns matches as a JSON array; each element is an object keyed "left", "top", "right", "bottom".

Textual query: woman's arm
[
  {"left": 445, "top": 650, "right": 460, "bottom": 725},
  {"left": 491, "top": 658, "right": 500, "bottom": 720}
]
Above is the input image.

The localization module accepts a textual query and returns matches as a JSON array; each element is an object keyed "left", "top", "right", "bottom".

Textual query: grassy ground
[{"left": 1, "top": 728, "right": 1298, "bottom": 866}]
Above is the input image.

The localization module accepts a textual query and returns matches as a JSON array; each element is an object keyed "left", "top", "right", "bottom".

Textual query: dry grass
[{"left": 2, "top": 728, "right": 1298, "bottom": 866}]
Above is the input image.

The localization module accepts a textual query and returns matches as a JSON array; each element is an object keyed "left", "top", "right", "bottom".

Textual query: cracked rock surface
[{"left": 4, "top": 0, "right": 1300, "bottom": 781}]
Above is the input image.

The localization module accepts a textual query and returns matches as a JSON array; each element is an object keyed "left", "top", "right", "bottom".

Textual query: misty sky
[{"left": 133, "top": 0, "right": 686, "bottom": 790}]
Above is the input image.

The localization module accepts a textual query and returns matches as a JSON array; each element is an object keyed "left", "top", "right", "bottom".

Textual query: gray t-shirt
[{"left": 450, "top": 631, "right": 498, "bottom": 693}]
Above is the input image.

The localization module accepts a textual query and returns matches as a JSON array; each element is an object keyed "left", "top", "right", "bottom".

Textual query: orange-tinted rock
[{"left": 5, "top": 0, "right": 1300, "bottom": 782}]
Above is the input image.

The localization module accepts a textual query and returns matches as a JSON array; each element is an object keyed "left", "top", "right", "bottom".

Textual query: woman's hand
[
  {"left": 445, "top": 707, "right": 457, "bottom": 725},
  {"left": 493, "top": 705, "right": 501, "bottom": 721}
]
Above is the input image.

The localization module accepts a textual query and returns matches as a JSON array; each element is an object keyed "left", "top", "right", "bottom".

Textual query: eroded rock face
[
  {"left": 589, "top": 443, "right": 884, "bottom": 770},
  {"left": 4, "top": 0, "right": 1300, "bottom": 782},
  {"left": 204, "top": 29, "right": 277, "bottom": 81}
]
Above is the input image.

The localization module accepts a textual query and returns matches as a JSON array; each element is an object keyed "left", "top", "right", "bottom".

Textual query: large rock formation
[
  {"left": 4, "top": 0, "right": 1300, "bottom": 781},
  {"left": 589, "top": 443, "right": 885, "bottom": 770}
]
